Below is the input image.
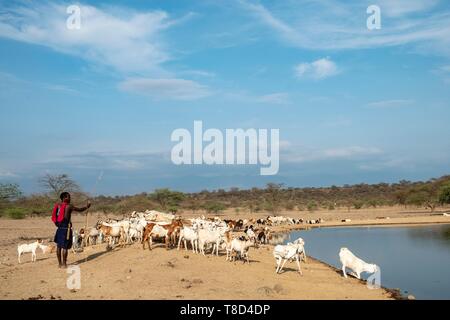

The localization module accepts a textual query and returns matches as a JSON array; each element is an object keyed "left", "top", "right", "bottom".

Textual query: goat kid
[{"left": 18, "top": 240, "right": 52, "bottom": 263}]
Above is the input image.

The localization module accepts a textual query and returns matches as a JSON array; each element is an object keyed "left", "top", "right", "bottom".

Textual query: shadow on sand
[{"left": 71, "top": 246, "right": 121, "bottom": 265}]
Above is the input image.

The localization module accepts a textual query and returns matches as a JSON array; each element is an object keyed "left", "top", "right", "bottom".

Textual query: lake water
[{"left": 287, "top": 224, "right": 450, "bottom": 300}]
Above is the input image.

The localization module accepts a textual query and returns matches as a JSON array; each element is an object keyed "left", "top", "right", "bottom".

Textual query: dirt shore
[{"left": 1, "top": 208, "right": 449, "bottom": 300}]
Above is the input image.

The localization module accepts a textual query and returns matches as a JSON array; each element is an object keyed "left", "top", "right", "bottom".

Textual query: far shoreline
[{"left": 269, "top": 214, "right": 450, "bottom": 233}]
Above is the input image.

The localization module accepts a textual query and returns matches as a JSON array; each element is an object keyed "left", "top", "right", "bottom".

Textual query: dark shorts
[{"left": 54, "top": 226, "right": 73, "bottom": 249}]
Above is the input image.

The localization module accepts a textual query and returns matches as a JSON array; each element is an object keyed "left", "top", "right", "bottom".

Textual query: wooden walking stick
[{"left": 83, "top": 171, "right": 103, "bottom": 248}]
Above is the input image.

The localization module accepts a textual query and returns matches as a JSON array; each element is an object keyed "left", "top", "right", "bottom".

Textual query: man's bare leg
[
  {"left": 62, "top": 248, "right": 68, "bottom": 268},
  {"left": 57, "top": 246, "right": 63, "bottom": 268}
]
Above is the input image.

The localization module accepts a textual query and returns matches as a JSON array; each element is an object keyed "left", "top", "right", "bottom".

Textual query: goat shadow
[
  {"left": 232, "top": 259, "right": 260, "bottom": 264},
  {"left": 228, "top": 257, "right": 261, "bottom": 264},
  {"left": 17, "top": 256, "right": 52, "bottom": 265},
  {"left": 276, "top": 266, "right": 303, "bottom": 274},
  {"left": 329, "top": 265, "right": 355, "bottom": 277}
]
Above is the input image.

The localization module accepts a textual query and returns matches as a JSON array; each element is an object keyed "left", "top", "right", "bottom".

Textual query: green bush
[
  {"left": 439, "top": 183, "right": 450, "bottom": 204},
  {"left": 307, "top": 201, "right": 318, "bottom": 212},
  {"left": 367, "top": 199, "right": 378, "bottom": 208},
  {"left": 406, "top": 191, "right": 428, "bottom": 206},
  {"left": 3, "top": 207, "right": 27, "bottom": 219},
  {"left": 167, "top": 205, "right": 179, "bottom": 214},
  {"left": 353, "top": 201, "right": 364, "bottom": 210},
  {"left": 203, "top": 202, "right": 226, "bottom": 214}
]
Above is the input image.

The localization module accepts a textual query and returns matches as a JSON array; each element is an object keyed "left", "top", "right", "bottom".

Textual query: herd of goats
[
  {"left": 18, "top": 210, "right": 379, "bottom": 280},
  {"left": 68, "top": 210, "right": 313, "bottom": 273}
]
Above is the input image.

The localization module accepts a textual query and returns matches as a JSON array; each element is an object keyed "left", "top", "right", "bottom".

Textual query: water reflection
[{"left": 407, "top": 224, "right": 450, "bottom": 245}]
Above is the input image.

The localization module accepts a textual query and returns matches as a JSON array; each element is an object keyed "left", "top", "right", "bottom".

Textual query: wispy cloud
[
  {"left": 180, "top": 69, "right": 216, "bottom": 78},
  {"left": 283, "top": 145, "right": 383, "bottom": 163},
  {"left": 377, "top": 0, "right": 439, "bottom": 17},
  {"left": 322, "top": 116, "right": 352, "bottom": 128},
  {"left": 294, "top": 58, "right": 339, "bottom": 80},
  {"left": 37, "top": 151, "right": 170, "bottom": 172},
  {"left": 256, "top": 92, "right": 290, "bottom": 104},
  {"left": 118, "top": 78, "right": 212, "bottom": 100},
  {"left": 323, "top": 146, "right": 382, "bottom": 158},
  {"left": 0, "top": 71, "right": 78, "bottom": 95},
  {"left": 358, "top": 157, "right": 412, "bottom": 171},
  {"left": 223, "top": 90, "right": 290, "bottom": 105},
  {"left": 41, "top": 83, "right": 79, "bottom": 94},
  {"left": 365, "top": 99, "right": 414, "bottom": 108},
  {"left": 432, "top": 65, "right": 450, "bottom": 84},
  {"left": 238, "top": 0, "right": 450, "bottom": 56},
  {"left": 0, "top": 170, "right": 17, "bottom": 178}
]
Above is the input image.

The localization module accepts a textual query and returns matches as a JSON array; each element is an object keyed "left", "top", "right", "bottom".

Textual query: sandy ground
[{"left": 1, "top": 207, "right": 449, "bottom": 300}]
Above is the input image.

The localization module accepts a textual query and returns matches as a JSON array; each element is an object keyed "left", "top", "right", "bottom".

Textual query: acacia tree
[
  {"left": 0, "top": 183, "right": 23, "bottom": 216},
  {"left": 0, "top": 183, "right": 22, "bottom": 211},
  {"left": 203, "top": 201, "right": 225, "bottom": 215},
  {"left": 39, "top": 173, "right": 81, "bottom": 200},
  {"left": 439, "top": 183, "right": 450, "bottom": 205},
  {"left": 264, "top": 183, "right": 284, "bottom": 214},
  {"left": 149, "top": 188, "right": 185, "bottom": 212},
  {"left": 0, "top": 183, "right": 22, "bottom": 202}
]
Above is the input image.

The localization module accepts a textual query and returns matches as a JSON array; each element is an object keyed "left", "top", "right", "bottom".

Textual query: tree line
[{"left": 1, "top": 174, "right": 450, "bottom": 219}]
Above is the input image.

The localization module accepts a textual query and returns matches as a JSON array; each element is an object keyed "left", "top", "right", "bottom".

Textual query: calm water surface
[{"left": 287, "top": 224, "right": 450, "bottom": 299}]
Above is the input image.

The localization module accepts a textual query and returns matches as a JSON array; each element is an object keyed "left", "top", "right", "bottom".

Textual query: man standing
[{"left": 52, "top": 192, "right": 91, "bottom": 268}]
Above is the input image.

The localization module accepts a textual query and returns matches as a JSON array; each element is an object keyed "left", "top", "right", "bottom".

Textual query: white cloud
[
  {"left": 118, "top": 78, "right": 212, "bottom": 100},
  {"left": 0, "top": 2, "right": 181, "bottom": 74},
  {"left": 366, "top": 99, "right": 414, "bottom": 108},
  {"left": 294, "top": 58, "right": 339, "bottom": 80}
]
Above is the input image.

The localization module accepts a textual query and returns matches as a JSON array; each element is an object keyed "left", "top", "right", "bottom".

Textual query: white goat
[
  {"left": 18, "top": 240, "right": 42, "bottom": 263},
  {"left": 273, "top": 237, "right": 306, "bottom": 275},
  {"left": 198, "top": 228, "right": 222, "bottom": 256},
  {"left": 128, "top": 226, "right": 141, "bottom": 243},
  {"left": 226, "top": 238, "right": 254, "bottom": 263},
  {"left": 87, "top": 227, "right": 100, "bottom": 245},
  {"left": 177, "top": 225, "right": 199, "bottom": 253},
  {"left": 339, "top": 247, "right": 378, "bottom": 279}
]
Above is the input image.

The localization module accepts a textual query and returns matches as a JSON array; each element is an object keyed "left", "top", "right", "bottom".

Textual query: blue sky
[{"left": 0, "top": 0, "right": 449, "bottom": 195}]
